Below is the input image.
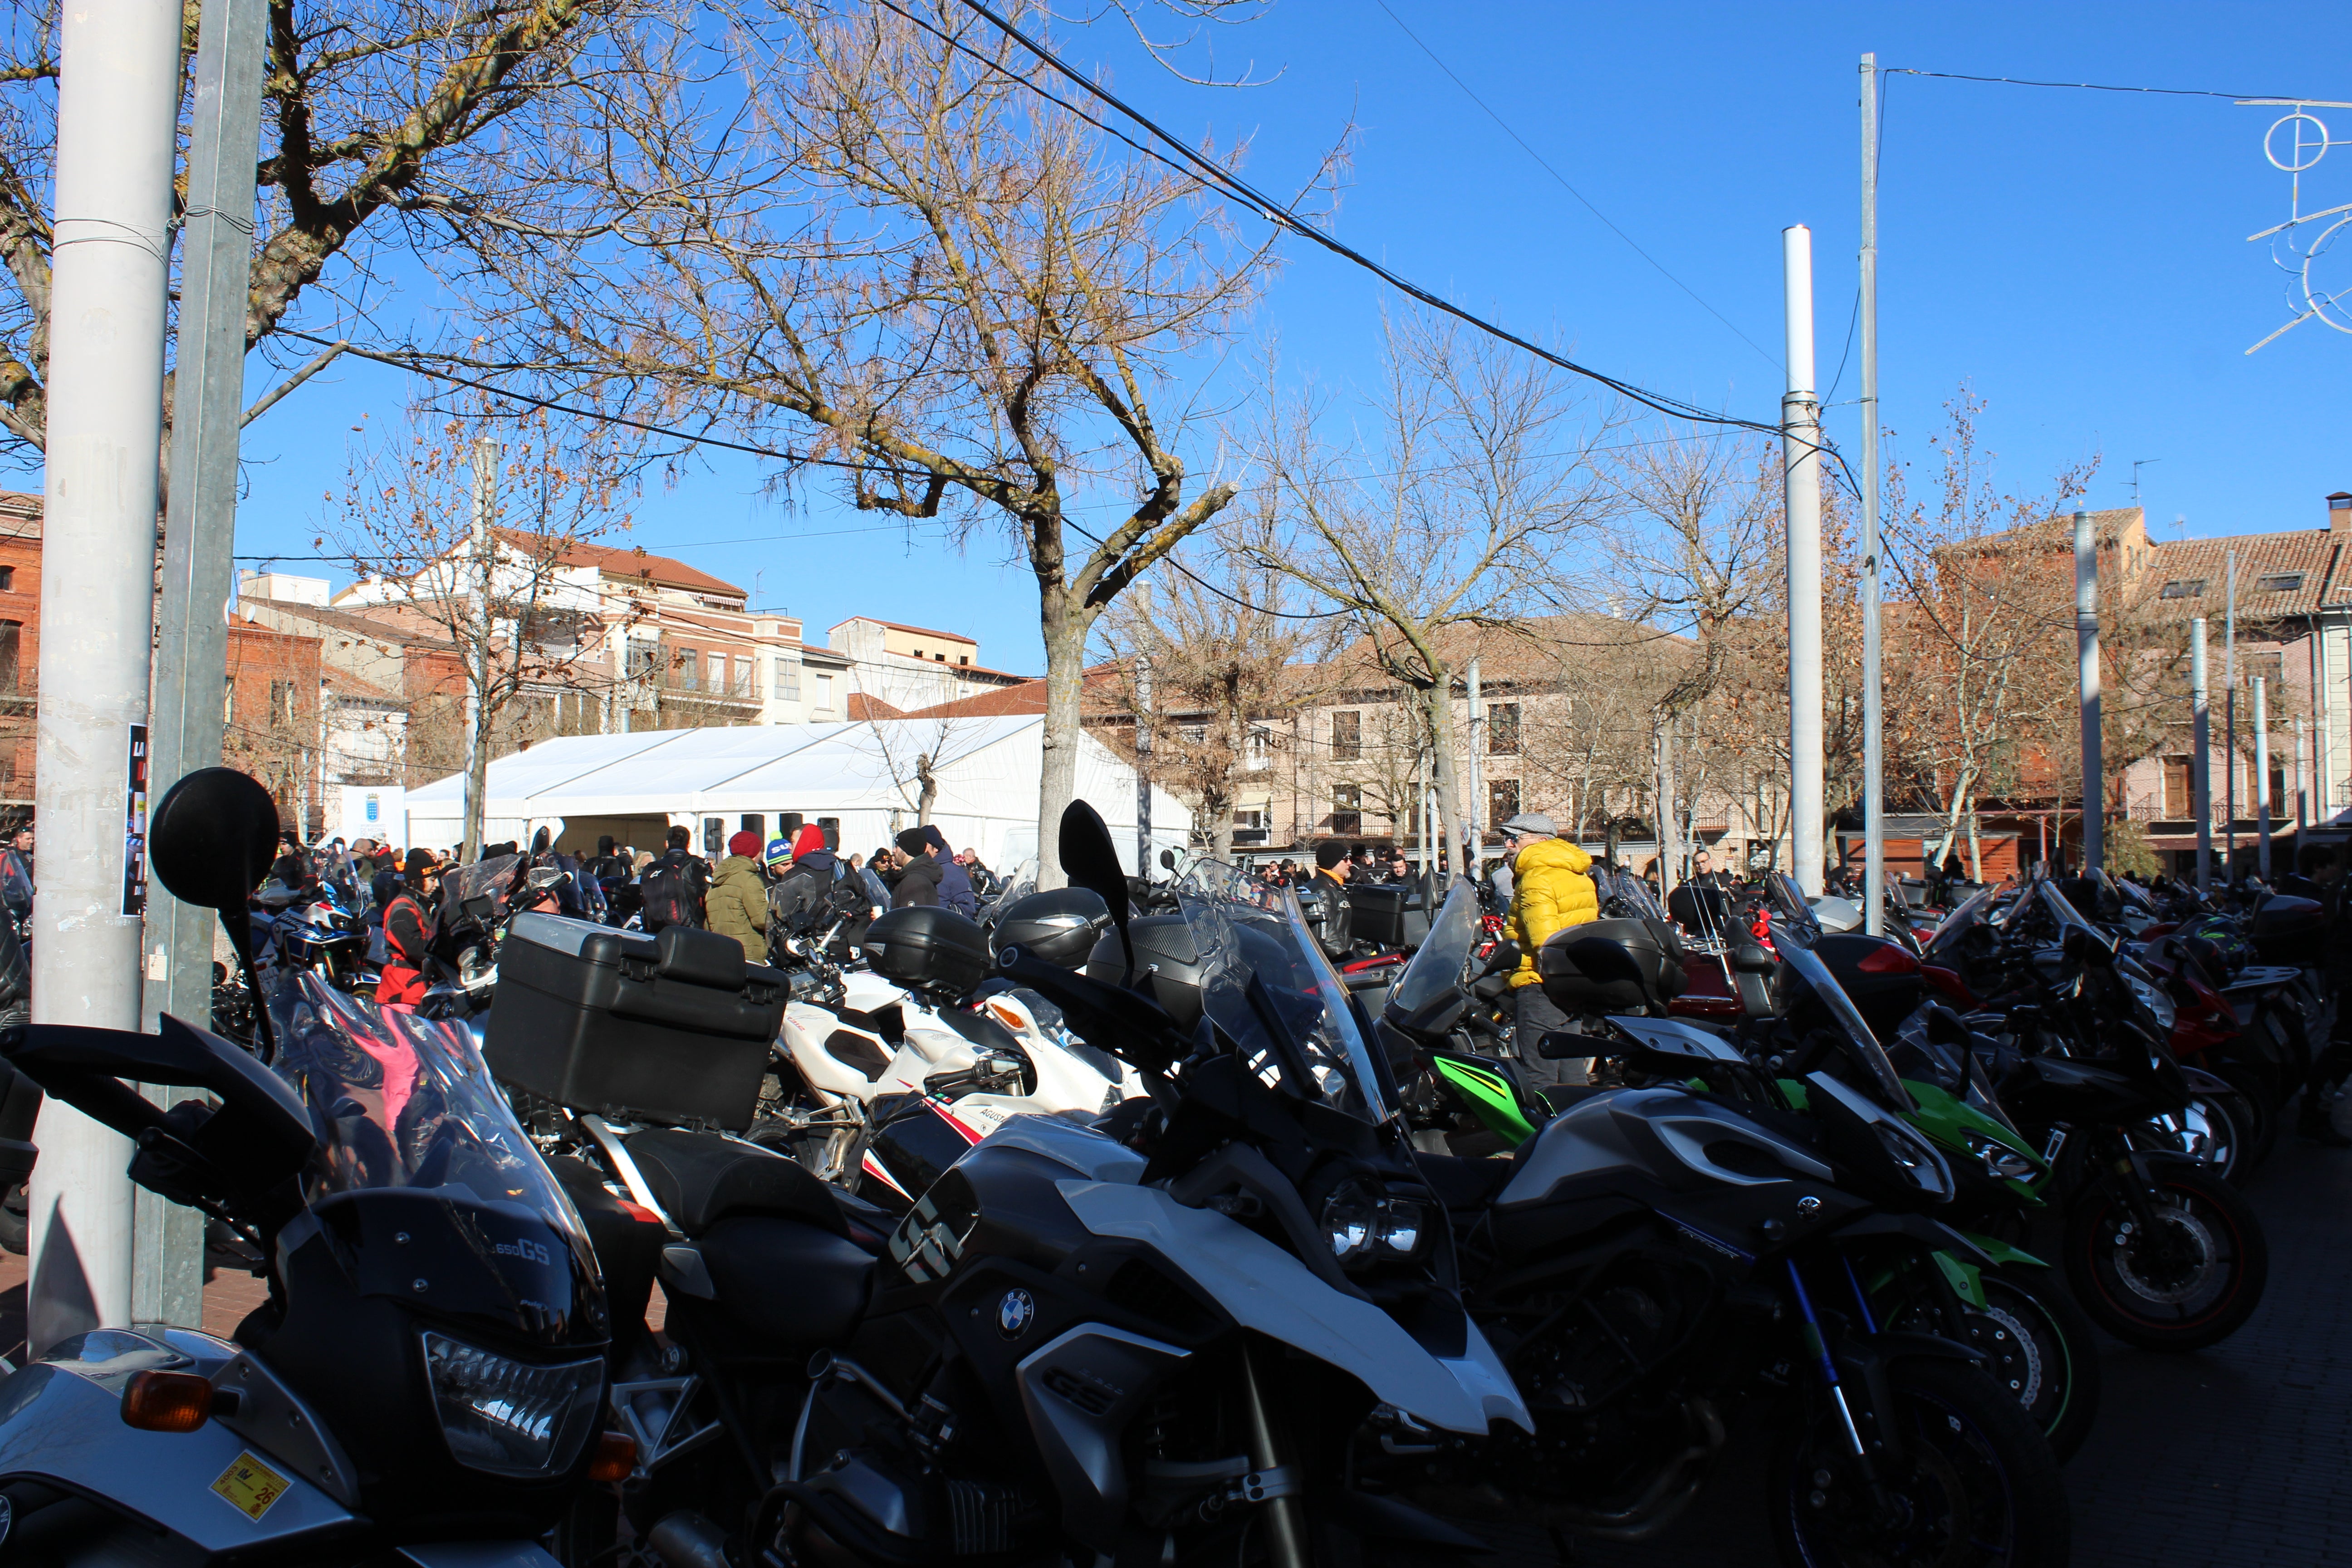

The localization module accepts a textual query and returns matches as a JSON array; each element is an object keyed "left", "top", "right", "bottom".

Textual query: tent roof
[{"left": 410, "top": 715, "right": 1063, "bottom": 818}]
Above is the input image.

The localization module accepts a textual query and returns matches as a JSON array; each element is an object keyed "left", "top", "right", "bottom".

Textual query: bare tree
[
  {"left": 322, "top": 399, "right": 640, "bottom": 856},
  {"left": 0, "top": 0, "right": 642, "bottom": 465},
  {"left": 1882, "top": 391, "right": 2096, "bottom": 875},
  {"left": 443, "top": 0, "right": 1327, "bottom": 885},
  {"left": 1255, "top": 311, "right": 1619, "bottom": 867},
  {"left": 1096, "top": 523, "right": 1343, "bottom": 859}
]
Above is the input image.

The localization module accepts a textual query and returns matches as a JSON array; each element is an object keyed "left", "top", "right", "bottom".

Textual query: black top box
[{"left": 484, "top": 914, "right": 787, "bottom": 1130}]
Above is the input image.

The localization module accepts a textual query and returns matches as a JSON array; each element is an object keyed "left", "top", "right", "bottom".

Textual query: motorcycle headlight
[
  {"left": 1870, "top": 1117, "right": 1952, "bottom": 1200},
  {"left": 421, "top": 1331, "right": 603, "bottom": 1478},
  {"left": 1320, "top": 1185, "right": 1429, "bottom": 1265},
  {"left": 2125, "top": 975, "right": 2175, "bottom": 1034},
  {"left": 1962, "top": 1129, "right": 2038, "bottom": 1183}
]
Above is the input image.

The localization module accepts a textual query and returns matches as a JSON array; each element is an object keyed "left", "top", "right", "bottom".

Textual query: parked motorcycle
[{"left": 0, "top": 766, "right": 627, "bottom": 1564}]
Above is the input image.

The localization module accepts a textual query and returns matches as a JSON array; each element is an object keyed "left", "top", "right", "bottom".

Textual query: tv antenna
[{"left": 2131, "top": 459, "right": 2161, "bottom": 506}]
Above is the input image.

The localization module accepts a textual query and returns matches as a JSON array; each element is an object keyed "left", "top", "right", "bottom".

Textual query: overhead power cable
[
  {"left": 942, "top": 0, "right": 1847, "bottom": 482},
  {"left": 1889, "top": 67, "right": 2334, "bottom": 103},
  {"left": 1370, "top": 0, "right": 1780, "bottom": 372}
]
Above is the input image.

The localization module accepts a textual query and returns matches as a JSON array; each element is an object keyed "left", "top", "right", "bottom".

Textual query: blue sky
[{"left": 208, "top": 1, "right": 2352, "bottom": 671}]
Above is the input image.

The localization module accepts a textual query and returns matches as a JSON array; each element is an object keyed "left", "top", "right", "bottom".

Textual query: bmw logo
[{"left": 997, "top": 1288, "right": 1035, "bottom": 1340}]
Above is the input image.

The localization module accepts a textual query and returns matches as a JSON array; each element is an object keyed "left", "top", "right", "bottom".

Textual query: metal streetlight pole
[
  {"left": 2192, "top": 618, "right": 2212, "bottom": 893},
  {"left": 2224, "top": 550, "right": 2238, "bottom": 878},
  {"left": 140, "top": 0, "right": 268, "bottom": 1328},
  {"left": 1464, "top": 657, "right": 1483, "bottom": 877},
  {"left": 27, "top": 0, "right": 181, "bottom": 1354},
  {"left": 1858, "top": 53, "right": 1884, "bottom": 931},
  {"left": 2254, "top": 676, "right": 2272, "bottom": 881},
  {"left": 2074, "top": 509, "right": 2102, "bottom": 874},
  {"left": 1781, "top": 225, "right": 1825, "bottom": 897}
]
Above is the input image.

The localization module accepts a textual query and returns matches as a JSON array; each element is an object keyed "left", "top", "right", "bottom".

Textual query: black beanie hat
[
  {"left": 1314, "top": 840, "right": 1348, "bottom": 870},
  {"left": 895, "top": 827, "right": 931, "bottom": 858},
  {"left": 404, "top": 848, "right": 436, "bottom": 878}
]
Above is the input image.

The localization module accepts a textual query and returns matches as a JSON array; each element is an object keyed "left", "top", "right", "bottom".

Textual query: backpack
[{"left": 641, "top": 854, "right": 707, "bottom": 931}]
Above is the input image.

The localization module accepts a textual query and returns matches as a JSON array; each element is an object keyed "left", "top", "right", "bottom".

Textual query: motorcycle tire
[
  {"left": 2063, "top": 1165, "right": 2267, "bottom": 1352},
  {"left": 2211, "top": 1064, "right": 2280, "bottom": 1173},
  {"left": 1769, "top": 1356, "right": 2071, "bottom": 1568},
  {"left": 1972, "top": 1268, "right": 2102, "bottom": 1465},
  {"left": 0, "top": 1181, "right": 25, "bottom": 1255}
]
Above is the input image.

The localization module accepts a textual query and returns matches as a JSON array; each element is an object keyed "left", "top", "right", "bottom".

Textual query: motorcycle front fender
[
  {"left": 0, "top": 1361, "right": 360, "bottom": 1556},
  {"left": 1831, "top": 1329, "right": 1986, "bottom": 1469},
  {"left": 1056, "top": 1179, "right": 1532, "bottom": 1436}
]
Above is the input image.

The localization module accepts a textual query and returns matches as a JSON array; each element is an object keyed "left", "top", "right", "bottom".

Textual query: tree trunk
[
  {"left": 1419, "top": 670, "right": 1465, "bottom": 874},
  {"left": 1655, "top": 720, "right": 1680, "bottom": 897},
  {"left": 463, "top": 663, "right": 493, "bottom": 861},
  {"left": 1036, "top": 592, "right": 1087, "bottom": 890},
  {"left": 916, "top": 752, "right": 937, "bottom": 825}
]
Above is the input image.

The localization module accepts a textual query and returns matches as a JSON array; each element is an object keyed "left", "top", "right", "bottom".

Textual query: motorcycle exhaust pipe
[{"left": 647, "top": 1509, "right": 732, "bottom": 1568}]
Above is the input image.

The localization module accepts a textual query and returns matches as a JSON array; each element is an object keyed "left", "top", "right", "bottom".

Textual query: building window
[
  {"left": 0, "top": 621, "right": 20, "bottom": 691},
  {"left": 730, "top": 656, "right": 754, "bottom": 697},
  {"left": 2159, "top": 579, "right": 2206, "bottom": 599},
  {"left": 2162, "top": 755, "right": 2191, "bottom": 819},
  {"left": 1331, "top": 710, "right": 1361, "bottom": 761},
  {"left": 1245, "top": 726, "right": 1271, "bottom": 772},
  {"left": 1488, "top": 778, "right": 1521, "bottom": 823},
  {"left": 674, "top": 648, "right": 700, "bottom": 691},
  {"left": 958, "top": 655, "right": 970, "bottom": 666},
  {"left": 0, "top": 567, "right": 16, "bottom": 592},
  {"left": 774, "top": 656, "right": 801, "bottom": 700},
  {"left": 222, "top": 672, "right": 234, "bottom": 723},
  {"left": 813, "top": 671, "right": 835, "bottom": 715},
  {"left": 1488, "top": 702, "right": 1521, "bottom": 755},
  {"left": 2256, "top": 572, "right": 2305, "bottom": 593},
  {"left": 626, "top": 640, "right": 657, "bottom": 681},
  {"left": 1331, "top": 784, "right": 1362, "bottom": 838},
  {"left": 269, "top": 680, "right": 298, "bottom": 725}
]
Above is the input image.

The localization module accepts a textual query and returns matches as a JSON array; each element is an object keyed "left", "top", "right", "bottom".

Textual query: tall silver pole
[
  {"left": 28, "top": 0, "right": 180, "bottom": 1354},
  {"left": 1133, "top": 652, "right": 1153, "bottom": 872},
  {"left": 2192, "top": 618, "right": 2212, "bottom": 893},
  {"left": 2073, "top": 509, "right": 2103, "bottom": 874},
  {"left": 461, "top": 437, "right": 498, "bottom": 859},
  {"left": 1464, "top": 656, "right": 1483, "bottom": 876},
  {"left": 2254, "top": 676, "right": 2272, "bottom": 881},
  {"left": 1859, "top": 53, "right": 1884, "bottom": 932},
  {"left": 139, "top": 0, "right": 267, "bottom": 1330},
  {"left": 1782, "top": 225, "right": 1825, "bottom": 897},
  {"left": 2224, "top": 550, "right": 2237, "bottom": 877},
  {"left": 2296, "top": 716, "right": 2309, "bottom": 838}
]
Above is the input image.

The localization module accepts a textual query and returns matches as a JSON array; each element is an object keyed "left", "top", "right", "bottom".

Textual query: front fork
[
  {"left": 1786, "top": 1259, "right": 1890, "bottom": 1500},
  {"left": 1239, "top": 1340, "right": 1312, "bottom": 1568}
]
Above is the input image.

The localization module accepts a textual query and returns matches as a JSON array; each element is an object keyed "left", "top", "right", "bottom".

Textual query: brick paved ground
[
  {"left": 1467, "top": 1132, "right": 2352, "bottom": 1567},
  {"left": 0, "top": 1135, "right": 2335, "bottom": 1564}
]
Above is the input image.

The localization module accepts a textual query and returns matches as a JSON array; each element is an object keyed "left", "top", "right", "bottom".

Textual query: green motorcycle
[{"left": 1383, "top": 883, "right": 2103, "bottom": 1462}]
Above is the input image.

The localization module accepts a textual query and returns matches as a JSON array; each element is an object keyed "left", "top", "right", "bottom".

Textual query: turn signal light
[
  {"left": 588, "top": 1430, "right": 638, "bottom": 1483},
  {"left": 120, "top": 1369, "right": 216, "bottom": 1432},
  {"left": 617, "top": 1200, "right": 666, "bottom": 1227}
]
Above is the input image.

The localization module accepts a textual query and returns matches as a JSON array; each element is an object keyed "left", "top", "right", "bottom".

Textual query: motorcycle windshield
[
  {"left": 1762, "top": 871, "right": 1823, "bottom": 942},
  {"left": 1386, "top": 878, "right": 1480, "bottom": 1021},
  {"left": 1769, "top": 912, "right": 1916, "bottom": 1113},
  {"left": 269, "top": 974, "right": 583, "bottom": 1225},
  {"left": 1598, "top": 864, "right": 1670, "bottom": 923},
  {"left": 1922, "top": 880, "right": 2003, "bottom": 961},
  {"left": 318, "top": 845, "right": 360, "bottom": 904},
  {"left": 1173, "top": 860, "right": 1396, "bottom": 1126},
  {"left": 448, "top": 853, "right": 521, "bottom": 908}
]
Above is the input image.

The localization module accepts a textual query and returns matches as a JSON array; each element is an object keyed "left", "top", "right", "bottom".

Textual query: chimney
[{"left": 2332, "top": 491, "right": 2352, "bottom": 532}]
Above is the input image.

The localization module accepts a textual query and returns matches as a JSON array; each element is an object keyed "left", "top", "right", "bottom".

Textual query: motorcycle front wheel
[
  {"left": 1971, "top": 1268, "right": 2102, "bottom": 1464},
  {"left": 2063, "top": 1166, "right": 2268, "bottom": 1351},
  {"left": 1769, "top": 1357, "right": 2071, "bottom": 1568}
]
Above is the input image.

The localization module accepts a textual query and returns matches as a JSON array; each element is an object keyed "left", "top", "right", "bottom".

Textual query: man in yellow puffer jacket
[{"left": 1499, "top": 812, "right": 1599, "bottom": 1087}]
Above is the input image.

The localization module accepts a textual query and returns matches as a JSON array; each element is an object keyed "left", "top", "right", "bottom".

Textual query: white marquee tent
[{"left": 403, "top": 715, "right": 1190, "bottom": 873}]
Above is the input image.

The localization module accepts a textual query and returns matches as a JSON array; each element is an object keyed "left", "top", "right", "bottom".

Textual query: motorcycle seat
[
  {"left": 624, "top": 1127, "right": 851, "bottom": 1239},
  {"left": 690, "top": 1214, "right": 875, "bottom": 1346}
]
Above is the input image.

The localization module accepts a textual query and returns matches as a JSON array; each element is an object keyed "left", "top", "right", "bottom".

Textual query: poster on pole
[{"left": 122, "top": 723, "right": 148, "bottom": 916}]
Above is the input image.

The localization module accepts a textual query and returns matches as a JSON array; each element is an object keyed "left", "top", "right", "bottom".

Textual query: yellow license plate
[{"left": 211, "top": 1450, "right": 290, "bottom": 1522}]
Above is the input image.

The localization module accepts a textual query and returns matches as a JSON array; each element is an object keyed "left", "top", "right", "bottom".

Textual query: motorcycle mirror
[
  {"left": 1158, "top": 848, "right": 1176, "bottom": 870},
  {"left": 1058, "top": 799, "right": 1133, "bottom": 983},
  {"left": 150, "top": 768, "right": 280, "bottom": 1058}
]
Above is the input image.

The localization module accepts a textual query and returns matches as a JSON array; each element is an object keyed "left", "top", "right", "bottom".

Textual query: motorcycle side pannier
[
  {"left": 1348, "top": 883, "right": 1432, "bottom": 949},
  {"left": 862, "top": 905, "right": 992, "bottom": 995},
  {"left": 1538, "top": 917, "right": 1689, "bottom": 1015},
  {"left": 485, "top": 914, "right": 786, "bottom": 1130},
  {"left": 991, "top": 887, "right": 1112, "bottom": 969}
]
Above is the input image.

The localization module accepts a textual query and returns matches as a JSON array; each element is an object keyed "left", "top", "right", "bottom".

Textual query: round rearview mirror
[{"left": 150, "top": 767, "right": 279, "bottom": 914}]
